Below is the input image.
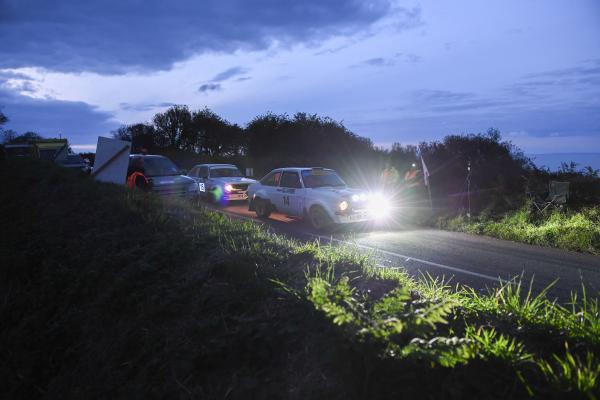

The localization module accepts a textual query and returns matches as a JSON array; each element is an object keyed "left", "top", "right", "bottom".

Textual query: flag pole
[
  {"left": 427, "top": 179, "right": 433, "bottom": 210},
  {"left": 421, "top": 156, "right": 433, "bottom": 210}
]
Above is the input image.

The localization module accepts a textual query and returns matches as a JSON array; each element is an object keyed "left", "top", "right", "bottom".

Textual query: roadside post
[
  {"left": 421, "top": 156, "right": 433, "bottom": 210},
  {"left": 92, "top": 137, "right": 131, "bottom": 184},
  {"left": 467, "top": 160, "right": 472, "bottom": 219}
]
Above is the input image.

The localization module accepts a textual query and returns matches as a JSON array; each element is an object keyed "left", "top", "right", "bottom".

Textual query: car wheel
[
  {"left": 309, "top": 206, "right": 332, "bottom": 231},
  {"left": 255, "top": 198, "right": 271, "bottom": 218}
]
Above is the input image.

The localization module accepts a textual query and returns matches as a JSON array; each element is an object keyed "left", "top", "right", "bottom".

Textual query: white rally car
[
  {"left": 187, "top": 163, "right": 257, "bottom": 203},
  {"left": 247, "top": 167, "right": 391, "bottom": 230}
]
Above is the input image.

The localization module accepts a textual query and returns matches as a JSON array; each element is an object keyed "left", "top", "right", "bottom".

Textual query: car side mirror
[{"left": 180, "top": 168, "right": 188, "bottom": 175}]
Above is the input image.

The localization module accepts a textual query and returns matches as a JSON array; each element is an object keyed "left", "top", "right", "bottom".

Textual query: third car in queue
[
  {"left": 128, "top": 154, "right": 199, "bottom": 199},
  {"left": 187, "top": 163, "right": 257, "bottom": 204},
  {"left": 247, "top": 167, "right": 392, "bottom": 231}
]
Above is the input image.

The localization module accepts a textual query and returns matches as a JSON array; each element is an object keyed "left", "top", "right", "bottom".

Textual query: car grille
[
  {"left": 231, "top": 183, "right": 249, "bottom": 192},
  {"left": 152, "top": 184, "right": 189, "bottom": 197}
]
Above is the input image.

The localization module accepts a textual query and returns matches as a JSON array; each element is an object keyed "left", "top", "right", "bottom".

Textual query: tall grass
[
  {"left": 2, "top": 160, "right": 599, "bottom": 399},
  {"left": 302, "top": 264, "right": 600, "bottom": 398},
  {"left": 440, "top": 206, "right": 600, "bottom": 254}
]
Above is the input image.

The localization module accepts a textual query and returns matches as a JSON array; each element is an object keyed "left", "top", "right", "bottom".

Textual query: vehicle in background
[
  {"left": 3, "top": 139, "right": 90, "bottom": 172},
  {"left": 37, "top": 140, "right": 70, "bottom": 161},
  {"left": 4, "top": 139, "right": 68, "bottom": 160},
  {"left": 187, "top": 163, "right": 257, "bottom": 204},
  {"left": 3, "top": 144, "right": 36, "bottom": 158},
  {"left": 247, "top": 167, "right": 392, "bottom": 231},
  {"left": 128, "top": 154, "right": 198, "bottom": 199},
  {"left": 57, "top": 153, "right": 91, "bottom": 173}
]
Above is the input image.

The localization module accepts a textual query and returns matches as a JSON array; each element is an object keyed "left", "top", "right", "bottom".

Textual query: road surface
[{"left": 205, "top": 202, "right": 600, "bottom": 301}]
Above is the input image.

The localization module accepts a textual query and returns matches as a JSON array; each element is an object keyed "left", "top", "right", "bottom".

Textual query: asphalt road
[{"left": 206, "top": 202, "right": 600, "bottom": 301}]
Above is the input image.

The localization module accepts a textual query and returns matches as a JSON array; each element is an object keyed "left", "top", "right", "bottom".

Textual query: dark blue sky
[{"left": 0, "top": 0, "right": 599, "bottom": 165}]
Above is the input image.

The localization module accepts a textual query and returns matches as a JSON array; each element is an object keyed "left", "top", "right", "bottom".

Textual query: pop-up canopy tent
[{"left": 92, "top": 137, "right": 131, "bottom": 185}]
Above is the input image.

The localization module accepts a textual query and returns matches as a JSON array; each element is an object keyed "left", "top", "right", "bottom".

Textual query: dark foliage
[
  {"left": 152, "top": 104, "right": 192, "bottom": 149},
  {"left": 112, "top": 123, "right": 156, "bottom": 153},
  {"left": 192, "top": 107, "right": 245, "bottom": 157},
  {"left": 418, "top": 129, "right": 535, "bottom": 214},
  {"left": 245, "top": 112, "right": 386, "bottom": 184},
  {"left": 1, "top": 130, "right": 43, "bottom": 144},
  {"left": 106, "top": 105, "right": 598, "bottom": 214},
  {"left": 535, "top": 162, "right": 600, "bottom": 207}
]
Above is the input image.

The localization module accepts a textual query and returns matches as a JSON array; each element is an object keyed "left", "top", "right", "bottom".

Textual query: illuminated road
[{"left": 206, "top": 202, "right": 600, "bottom": 300}]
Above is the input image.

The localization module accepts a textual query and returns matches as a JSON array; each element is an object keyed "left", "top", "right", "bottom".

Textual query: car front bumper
[
  {"left": 223, "top": 192, "right": 249, "bottom": 201},
  {"left": 333, "top": 209, "right": 374, "bottom": 224}
]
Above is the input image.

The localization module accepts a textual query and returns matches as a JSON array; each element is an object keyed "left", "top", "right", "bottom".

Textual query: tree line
[
  {"left": 1, "top": 106, "right": 598, "bottom": 213},
  {"left": 112, "top": 105, "right": 598, "bottom": 212}
]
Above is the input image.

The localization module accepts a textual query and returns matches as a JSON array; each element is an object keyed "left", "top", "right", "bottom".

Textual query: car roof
[
  {"left": 272, "top": 167, "right": 333, "bottom": 172},
  {"left": 129, "top": 154, "right": 167, "bottom": 159},
  {"left": 192, "top": 163, "right": 237, "bottom": 168}
]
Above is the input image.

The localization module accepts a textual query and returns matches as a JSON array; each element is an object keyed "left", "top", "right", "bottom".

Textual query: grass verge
[
  {"left": 438, "top": 206, "right": 600, "bottom": 254},
  {"left": 1, "top": 160, "right": 598, "bottom": 399}
]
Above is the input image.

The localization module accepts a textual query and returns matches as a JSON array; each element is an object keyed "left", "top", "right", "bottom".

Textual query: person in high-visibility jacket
[{"left": 127, "top": 157, "right": 150, "bottom": 191}]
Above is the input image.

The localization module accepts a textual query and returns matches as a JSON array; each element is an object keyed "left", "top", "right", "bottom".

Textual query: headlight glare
[
  {"left": 367, "top": 193, "right": 391, "bottom": 219},
  {"left": 224, "top": 184, "right": 233, "bottom": 192}
]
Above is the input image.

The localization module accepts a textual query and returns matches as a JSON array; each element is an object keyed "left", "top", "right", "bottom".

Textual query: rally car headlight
[
  {"left": 224, "top": 184, "right": 233, "bottom": 192},
  {"left": 339, "top": 200, "right": 349, "bottom": 211},
  {"left": 352, "top": 194, "right": 360, "bottom": 202},
  {"left": 367, "top": 193, "right": 391, "bottom": 218}
]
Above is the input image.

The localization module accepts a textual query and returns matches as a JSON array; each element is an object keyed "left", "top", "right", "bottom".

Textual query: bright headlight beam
[
  {"left": 367, "top": 195, "right": 391, "bottom": 219},
  {"left": 224, "top": 184, "right": 233, "bottom": 192}
]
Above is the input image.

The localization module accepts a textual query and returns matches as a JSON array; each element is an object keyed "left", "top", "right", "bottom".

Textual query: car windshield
[
  {"left": 210, "top": 167, "right": 242, "bottom": 178},
  {"left": 301, "top": 169, "right": 346, "bottom": 188},
  {"left": 140, "top": 157, "right": 180, "bottom": 177}
]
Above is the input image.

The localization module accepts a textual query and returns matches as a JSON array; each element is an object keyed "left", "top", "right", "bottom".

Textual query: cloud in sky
[
  {"left": 0, "top": 0, "right": 396, "bottom": 74},
  {"left": 0, "top": 83, "right": 118, "bottom": 144},
  {"left": 198, "top": 83, "right": 222, "bottom": 93},
  {"left": 364, "top": 57, "right": 393, "bottom": 67},
  {"left": 196, "top": 66, "right": 250, "bottom": 93},
  {"left": 119, "top": 102, "right": 176, "bottom": 112},
  {"left": 354, "top": 52, "right": 422, "bottom": 68},
  {"left": 211, "top": 67, "right": 250, "bottom": 82},
  {"left": 0, "top": 1, "right": 598, "bottom": 154}
]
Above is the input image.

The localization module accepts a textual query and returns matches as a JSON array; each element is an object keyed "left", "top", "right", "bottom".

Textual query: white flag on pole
[{"left": 421, "top": 156, "right": 430, "bottom": 186}]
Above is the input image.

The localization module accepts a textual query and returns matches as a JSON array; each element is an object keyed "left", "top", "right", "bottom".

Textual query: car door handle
[{"left": 276, "top": 188, "right": 284, "bottom": 192}]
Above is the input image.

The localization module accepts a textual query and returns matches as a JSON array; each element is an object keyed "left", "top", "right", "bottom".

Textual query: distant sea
[{"left": 528, "top": 153, "right": 600, "bottom": 171}]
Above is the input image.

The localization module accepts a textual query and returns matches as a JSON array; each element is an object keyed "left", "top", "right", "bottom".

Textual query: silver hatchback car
[{"left": 187, "top": 163, "right": 257, "bottom": 204}]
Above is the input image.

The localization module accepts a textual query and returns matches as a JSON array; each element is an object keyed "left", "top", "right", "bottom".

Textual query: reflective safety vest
[{"left": 127, "top": 171, "right": 149, "bottom": 189}]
